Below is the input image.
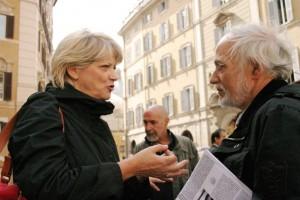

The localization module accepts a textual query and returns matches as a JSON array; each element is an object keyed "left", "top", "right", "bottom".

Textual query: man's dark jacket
[
  {"left": 213, "top": 79, "right": 300, "bottom": 200},
  {"left": 8, "top": 84, "right": 150, "bottom": 200}
]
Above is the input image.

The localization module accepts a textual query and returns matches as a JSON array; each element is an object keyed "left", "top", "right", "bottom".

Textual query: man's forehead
[{"left": 215, "top": 42, "right": 234, "bottom": 63}]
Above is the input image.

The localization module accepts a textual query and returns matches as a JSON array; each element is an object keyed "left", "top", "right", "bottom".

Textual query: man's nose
[
  {"left": 144, "top": 122, "right": 152, "bottom": 131},
  {"left": 210, "top": 71, "right": 218, "bottom": 84}
]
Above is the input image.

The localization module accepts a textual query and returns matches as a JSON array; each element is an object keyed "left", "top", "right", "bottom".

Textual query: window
[
  {"left": 0, "top": 121, "right": 6, "bottom": 132},
  {"left": 125, "top": 47, "right": 132, "bottom": 64},
  {"left": 160, "top": 55, "right": 172, "bottom": 78},
  {"left": 146, "top": 64, "right": 155, "bottom": 85},
  {"left": 126, "top": 110, "right": 134, "bottom": 129},
  {"left": 127, "top": 78, "right": 133, "bottom": 96},
  {"left": 214, "top": 20, "right": 231, "bottom": 45},
  {"left": 0, "top": 71, "right": 12, "bottom": 101},
  {"left": 179, "top": 44, "right": 192, "bottom": 69},
  {"left": 159, "top": 22, "right": 169, "bottom": 44},
  {"left": 143, "top": 32, "right": 153, "bottom": 52},
  {"left": 212, "top": 0, "right": 230, "bottom": 7},
  {"left": 162, "top": 93, "right": 174, "bottom": 116},
  {"left": 135, "top": 105, "right": 144, "bottom": 127},
  {"left": 158, "top": 1, "right": 167, "bottom": 13},
  {"left": 146, "top": 99, "right": 156, "bottom": 108},
  {"left": 0, "top": 58, "right": 12, "bottom": 101},
  {"left": 0, "top": 14, "right": 14, "bottom": 39},
  {"left": 143, "top": 13, "right": 152, "bottom": 25},
  {"left": 134, "top": 73, "right": 143, "bottom": 92},
  {"left": 134, "top": 39, "right": 141, "bottom": 58},
  {"left": 268, "top": 0, "right": 293, "bottom": 25},
  {"left": 181, "top": 86, "right": 195, "bottom": 112},
  {"left": 177, "top": 7, "right": 189, "bottom": 32}
]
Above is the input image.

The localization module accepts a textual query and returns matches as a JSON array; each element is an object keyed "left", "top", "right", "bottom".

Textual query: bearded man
[
  {"left": 134, "top": 105, "right": 198, "bottom": 200},
  {"left": 210, "top": 24, "right": 300, "bottom": 199}
]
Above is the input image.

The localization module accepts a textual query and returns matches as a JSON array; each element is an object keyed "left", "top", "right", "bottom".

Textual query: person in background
[
  {"left": 8, "top": 30, "right": 188, "bottom": 200},
  {"left": 210, "top": 23, "right": 300, "bottom": 199},
  {"left": 134, "top": 105, "right": 199, "bottom": 200},
  {"left": 209, "top": 128, "right": 227, "bottom": 153},
  {"left": 181, "top": 129, "right": 194, "bottom": 142}
]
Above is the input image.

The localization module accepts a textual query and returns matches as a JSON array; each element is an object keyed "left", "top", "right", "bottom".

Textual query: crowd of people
[{"left": 6, "top": 23, "right": 300, "bottom": 199}]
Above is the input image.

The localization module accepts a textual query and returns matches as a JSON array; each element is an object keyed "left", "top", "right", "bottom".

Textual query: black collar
[
  {"left": 45, "top": 83, "right": 114, "bottom": 117},
  {"left": 144, "top": 129, "right": 178, "bottom": 151},
  {"left": 232, "top": 79, "right": 287, "bottom": 138}
]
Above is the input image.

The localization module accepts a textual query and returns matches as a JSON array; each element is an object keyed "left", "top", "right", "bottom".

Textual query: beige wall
[{"left": 0, "top": 0, "right": 20, "bottom": 120}]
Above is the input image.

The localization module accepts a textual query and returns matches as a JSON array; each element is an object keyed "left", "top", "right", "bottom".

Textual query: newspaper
[{"left": 176, "top": 150, "right": 252, "bottom": 200}]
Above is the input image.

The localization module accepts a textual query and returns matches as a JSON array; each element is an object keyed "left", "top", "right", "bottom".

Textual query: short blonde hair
[{"left": 51, "top": 29, "right": 123, "bottom": 88}]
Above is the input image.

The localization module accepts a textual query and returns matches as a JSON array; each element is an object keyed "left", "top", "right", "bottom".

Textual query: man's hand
[{"left": 149, "top": 177, "right": 173, "bottom": 191}]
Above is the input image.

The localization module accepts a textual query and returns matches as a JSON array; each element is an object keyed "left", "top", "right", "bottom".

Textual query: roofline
[{"left": 118, "top": 0, "right": 158, "bottom": 36}]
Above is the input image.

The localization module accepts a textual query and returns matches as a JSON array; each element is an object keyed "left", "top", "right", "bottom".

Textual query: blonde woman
[{"left": 8, "top": 30, "right": 187, "bottom": 200}]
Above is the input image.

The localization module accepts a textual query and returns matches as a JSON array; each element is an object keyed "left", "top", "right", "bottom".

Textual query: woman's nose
[{"left": 111, "top": 70, "right": 119, "bottom": 81}]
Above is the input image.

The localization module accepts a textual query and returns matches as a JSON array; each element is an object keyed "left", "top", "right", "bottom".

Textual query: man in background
[
  {"left": 209, "top": 128, "right": 226, "bottom": 153},
  {"left": 134, "top": 105, "right": 199, "bottom": 200}
]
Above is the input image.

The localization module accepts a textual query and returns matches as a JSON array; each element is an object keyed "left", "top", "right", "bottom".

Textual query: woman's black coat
[{"left": 8, "top": 84, "right": 150, "bottom": 200}]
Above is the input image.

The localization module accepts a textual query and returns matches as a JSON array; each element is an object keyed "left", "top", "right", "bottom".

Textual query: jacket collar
[
  {"left": 144, "top": 129, "right": 178, "bottom": 150},
  {"left": 46, "top": 83, "right": 114, "bottom": 116},
  {"left": 233, "top": 79, "right": 287, "bottom": 137}
]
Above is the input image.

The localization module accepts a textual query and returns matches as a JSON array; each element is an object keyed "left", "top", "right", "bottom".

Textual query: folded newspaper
[{"left": 176, "top": 150, "right": 252, "bottom": 200}]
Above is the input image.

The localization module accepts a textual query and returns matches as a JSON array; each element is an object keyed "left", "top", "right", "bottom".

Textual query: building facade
[
  {"left": 120, "top": 0, "right": 300, "bottom": 156},
  {"left": 0, "top": 0, "right": 56, "bottom": 159}
]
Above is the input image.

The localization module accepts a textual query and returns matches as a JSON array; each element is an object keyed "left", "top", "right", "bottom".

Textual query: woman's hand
[{"left": 119, "top": 144, "right": 188, "bottom": 181}]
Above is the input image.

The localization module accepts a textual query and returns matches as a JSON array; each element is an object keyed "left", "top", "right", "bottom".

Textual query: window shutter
[
  {"left": 267, "top": 0, "right": 279, "bottom": 26},
  {"left": 186, "top": 45, "right": 192, "bottom": 67},
  {"left": 189, "top": 87, "right": 195, "bottom": 111},
  {"left": 6, "top": 15, "right": 14, "bottom": 39},
  {"left": 181, "top": 90, "right": 187, "bottom": 112},
  {"left": 160, "top": 59, "right": 164, "bottom": 78},
  {"left": 3, "top": 72, "right": 12, "bottom": 101},
  {"left": 292, "top": 47, "right": 300, "bottom": 81},
  {"left": 149, "top": 32, "right": 153, "bottom": 50},
  {"left": 179, "top": 49, "right": 184, "bottom": 68},
  {"left": 165, "top": 22, "right": 169, "bottom": 41},
  {"left": 286, "top": 0, "right": 293, "bottom": 22},
  {"left": 184, "top": 7, "right": 189, "bottom": 28},
  {"left": 160, "top": 24, "right": 164, "bottom": 43},
  {"left": 177, "top": 12, "right": 182, "bottom": 31},
  {"left": 166, "top": 56, "right": 171, "bottom": 76},
  {"left": 169, "top": 94, "right": 174, "bottom": 116},
  {"left": 212, "top": 0, "right": 221, "bottom": 7},
  {"left": 214, "top": 27, "right": 222, "bottom": 46}
]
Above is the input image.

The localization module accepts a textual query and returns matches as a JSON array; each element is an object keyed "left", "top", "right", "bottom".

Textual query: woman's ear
[{"left": 66, "top": 66, "right": 79, "bottom": 80}]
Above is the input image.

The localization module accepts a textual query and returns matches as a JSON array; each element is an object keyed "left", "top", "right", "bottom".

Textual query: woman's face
[{"left": 68, "top": 56, "right": 118, "bottom": 100}]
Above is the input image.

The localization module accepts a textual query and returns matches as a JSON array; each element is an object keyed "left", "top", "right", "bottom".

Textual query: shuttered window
[
  {"left": 0, "top": 72, "right": 12, "bottom": 101},
  {"left": 0, "top": 14, "right": 14, "bottom": 39},
  {"left": 181, "top": 86, "right": 195, "bottom": 112},
  {"left": 162, "top": 93, "right": 174, "bottom": 116},
  {"left": 268, "top": 0, "right": 293, "bottom": 25}
]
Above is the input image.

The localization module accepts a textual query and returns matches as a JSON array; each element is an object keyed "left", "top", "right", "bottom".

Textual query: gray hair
[
  {"left": 219, "top": 24, "right": 293, "bottom": 80},
  {"left": 51, "top": 29, "right": 123, "bottom": 88}
]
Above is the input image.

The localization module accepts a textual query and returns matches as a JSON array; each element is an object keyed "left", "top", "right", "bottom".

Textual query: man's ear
[
  {"left": 66, "top": 66, "right": 79, "bottom": 80},
  {"left": 250, "top": 60, "right": 263, "bottom": 79}
]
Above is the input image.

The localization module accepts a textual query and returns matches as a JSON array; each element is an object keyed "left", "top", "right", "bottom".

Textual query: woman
[{"left": 8, "top": 30, "right": 187, "bottom": 200}]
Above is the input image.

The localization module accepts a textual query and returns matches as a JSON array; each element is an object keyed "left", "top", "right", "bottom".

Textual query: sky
[
  {"left": 52, "top": 0, "right": 140, "bottom": 48},
  {"left": 52, "top": 0, "right": 140, "bottom": 97}
]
